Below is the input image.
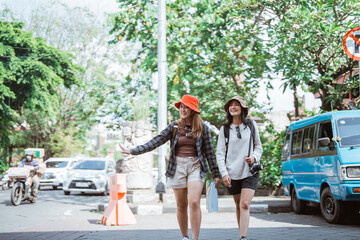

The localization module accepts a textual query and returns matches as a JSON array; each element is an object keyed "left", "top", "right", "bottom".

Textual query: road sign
[{"left": 343, "top": 27, "right": 360, "bottom": 60}]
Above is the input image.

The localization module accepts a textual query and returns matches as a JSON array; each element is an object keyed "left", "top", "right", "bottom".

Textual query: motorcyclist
[{"left": 18, "top": 151, "right": 39, "bottom": 196}]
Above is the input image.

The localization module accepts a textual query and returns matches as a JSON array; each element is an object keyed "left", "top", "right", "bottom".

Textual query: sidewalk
[
  {"left": 162, "top": 195, "right": 291, "bottom": 214},
  {"left": 2, "top": 191, "right": 360, "bottom": 240},
  {"left": 103, "top": 195, "right": 292, "bottom": 215}
]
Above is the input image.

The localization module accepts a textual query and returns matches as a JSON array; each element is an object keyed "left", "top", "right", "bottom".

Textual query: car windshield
[
  {"left": 46, "top": 161, "right": 68, "bottom": 168},
  {"left": 336, "top": 117, "right": 360, "bottom": 147},
  {"left": 72, "top": 160, "right": 105, "bottom": 170}
]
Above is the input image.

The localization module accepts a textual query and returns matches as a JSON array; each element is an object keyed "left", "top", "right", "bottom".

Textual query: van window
[
  {"left": 291, "top": 130, "right": 303, "bottom": 155},
  {"left": 302, "top": 126, "right": 315, "bottom": 153},
  {"left": 282, "top": 131, "right": 291, "bottom": 160},
  {"left": 318, "top": 121, "right": 333, "bottom": 140},
  {"left": 316, "top": 121, "right": 336, "bottom": 154},
  {"left": 46, "top": 161, "right": 68, "bottom": 168},
  {"left": 337, "top": 117, "right": 360, "bottom": 147}
]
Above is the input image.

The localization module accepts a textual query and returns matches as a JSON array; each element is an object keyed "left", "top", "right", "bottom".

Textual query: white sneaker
[{"left": 182, "top": 237, "right": 189, "bottom": 240}]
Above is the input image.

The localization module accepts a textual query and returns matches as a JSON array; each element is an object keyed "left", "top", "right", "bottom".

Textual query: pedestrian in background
[
  {"left": 119, "top": 95, "right": 220, "bottom": 240},
  {"left": 216, "top": 96, "right": 263, "bottom": 240}
]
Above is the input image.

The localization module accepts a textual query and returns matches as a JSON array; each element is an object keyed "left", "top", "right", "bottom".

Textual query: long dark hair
[{"left": 224, "top": 106, "right": 250, "bottom": 130}]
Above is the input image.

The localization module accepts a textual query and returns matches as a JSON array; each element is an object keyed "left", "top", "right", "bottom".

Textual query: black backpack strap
[
  {"left": 247, "top": 119, "right": 256, "bottom": 157},
  {"left": 223, "top": 123, "right": 230, "bottom": 163},
  {"left": 170, "top": 122, "right": 178, "bottom": 148}
]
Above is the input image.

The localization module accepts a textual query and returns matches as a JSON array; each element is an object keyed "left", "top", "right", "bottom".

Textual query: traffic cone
[{"left": 101, "top": 174, "right": 136, "bottom": 226}]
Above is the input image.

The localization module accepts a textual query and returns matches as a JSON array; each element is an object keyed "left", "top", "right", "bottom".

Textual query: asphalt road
[{"left": 0, "top": 187, "right": 359, "bottom": 240}]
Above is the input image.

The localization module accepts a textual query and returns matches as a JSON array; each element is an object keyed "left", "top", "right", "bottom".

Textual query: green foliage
[
  {"left": 109, "top": 0, "right": 270, "bottom": 128},
  {"left": 48, "top": 127, "right": 86, "bottom": 157},
  {"left": 1, "top": 2, "right": 137, "bottom": 158},
  {"left": 0, "top": 159, "right": 9, "bottom": 174},
  {"left": 267, "top": 0, "right": 360, "bottom": 111},
  {"left": 132, "top": 93, "right": 152, "bottom": 121},
  {"left": 0, "top": 20, "right": 80, "bottom": 155},
  {"left": 258, "top": 122, "right": 286, "bottom": 188}
]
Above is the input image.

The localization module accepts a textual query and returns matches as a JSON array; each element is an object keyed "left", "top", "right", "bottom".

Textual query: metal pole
[{"left": 156, "top": 0, "right": 167, "bottom": 195}]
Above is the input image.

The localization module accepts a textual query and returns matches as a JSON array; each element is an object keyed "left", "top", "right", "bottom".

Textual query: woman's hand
[
  {"left": 222, "top": 175, "right": 231, "bottom": 188},
  {"left": 214, "top": 178, "right": 220, "bottom": 189},
  {"left": 118, "top": 144, "right": 131, "bottom": 155},
  {"left": 245, "top": 156, "right": 255, "bottom": 165}
]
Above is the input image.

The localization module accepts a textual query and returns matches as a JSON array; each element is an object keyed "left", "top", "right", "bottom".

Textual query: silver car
[
  {"left": 62, "top": 158, "right": 116, "bottom": 195},
  {"left": 40, "top": 158, "right": 79, "bottom": 190}
]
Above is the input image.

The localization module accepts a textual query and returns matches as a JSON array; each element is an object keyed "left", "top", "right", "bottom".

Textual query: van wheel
[
  {"left": 320, "top": 187, "right": 343, "bottom": 223},
  {"left": 52, "top": 186, "right": 58, "bottom": 190},
  {"left": 291, "top": 187, "right": 306, "bottom": 214},
  {"left": 64, "top": 191, "right": 70, "bottom": 195}
]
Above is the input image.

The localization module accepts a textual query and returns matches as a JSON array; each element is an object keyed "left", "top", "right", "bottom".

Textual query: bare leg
[
  {"left": 232, "top": 194, "right": 241, "bottom": 229},
  {"left": 173, "top": 188, "right": 188, "bottom": 238},
  {"left": 31, "top": 175, "right": 39, "bottom": 194},
  {"left": 239, "top": 188, "right": 255, "bottom": 237},
  {"left": 187, "top": 181, "right": 204, "bottom": 240}
]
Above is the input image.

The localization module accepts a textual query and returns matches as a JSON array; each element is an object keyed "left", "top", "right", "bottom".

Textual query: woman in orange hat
[
  {"left": 120, "top": 95, "right": 220, "bottom": 240},
  {"left": 216, "top": 96, "right": 263, "bottom": 240}
]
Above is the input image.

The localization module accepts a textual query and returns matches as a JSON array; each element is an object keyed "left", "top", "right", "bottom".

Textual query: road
[{"left": 0, "top": 187, "right": 359, "bottom": 240}]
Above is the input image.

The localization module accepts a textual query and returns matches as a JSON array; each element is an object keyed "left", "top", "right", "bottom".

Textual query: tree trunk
[
  {"left": 293, "top": 85, "right": 299, "bottom": 120},
  {"left": 8, "top": 145, "right": 13, "bottom": 165}
]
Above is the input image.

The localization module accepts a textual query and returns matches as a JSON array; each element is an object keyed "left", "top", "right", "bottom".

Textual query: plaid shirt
[{"left": 130, "top": 121, "right": 220, "bottom": 179}]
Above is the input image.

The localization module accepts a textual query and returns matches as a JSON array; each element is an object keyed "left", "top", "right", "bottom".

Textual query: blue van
[{"left": 281, "top": 110, "right": 360, "bottom": 223}]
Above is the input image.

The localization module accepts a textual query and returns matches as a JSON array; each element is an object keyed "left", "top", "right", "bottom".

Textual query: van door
[
  {"left": 291, "top": 126, "right": 317, "bottom": 201},
  {"left": 281, "top": 131, "right": 292, "bottom": 195},
  {"left": 314, "top": 121, "right": 337, "bottom": 201},
  {"left": 300, "top": 125, "right": 317, "bottom": 201}
]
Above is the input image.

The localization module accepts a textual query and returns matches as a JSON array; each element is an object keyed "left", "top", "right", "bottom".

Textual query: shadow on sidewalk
[
  {"left": 253, "top": 208, "right": 360, "bottom": 226},
  {"left": 1, "top": 225, "right": 360, "bottom": 240}
]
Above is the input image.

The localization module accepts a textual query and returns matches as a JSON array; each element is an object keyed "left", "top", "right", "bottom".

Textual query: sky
[{"left": 0, "top": 0, "right": 322, "bottom": 112}]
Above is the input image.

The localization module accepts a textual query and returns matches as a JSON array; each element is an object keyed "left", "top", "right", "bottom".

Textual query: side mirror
[{"left": 318, "top": 137, "right": 330, "bottom": 147}]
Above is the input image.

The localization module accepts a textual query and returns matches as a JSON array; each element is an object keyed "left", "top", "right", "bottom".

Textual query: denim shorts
[
  {"left": 226, "top": 172, "right": 259, "bottom": 195},
  {"left": 167, "top": 156, "right": 204, "bottom": 189}
]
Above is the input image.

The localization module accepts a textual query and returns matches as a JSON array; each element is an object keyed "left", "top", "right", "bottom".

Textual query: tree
[
  {"left": 1, "top": 1, "right": 138, "bottom": 157},
  {"left": 267, "top": 0, "right": 360, "bottom": 111},
  {"left": 109, "top": 0, "right": 271, "bottom": 128},
  {"left": 0, "top": 20, "right": 81, "bottom": 159}
]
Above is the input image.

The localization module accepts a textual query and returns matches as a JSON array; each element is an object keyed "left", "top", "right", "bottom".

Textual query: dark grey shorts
[{"left": 226, "top": 172, "right": 259, "bottom": 195}]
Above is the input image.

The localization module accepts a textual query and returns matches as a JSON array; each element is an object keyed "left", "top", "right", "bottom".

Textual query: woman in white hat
[
  {"left": 216, "top": 96, "right": 263, "bottom": 240},
  {"left": 120, "top": 95, "right": 220, "bottom": 240}
]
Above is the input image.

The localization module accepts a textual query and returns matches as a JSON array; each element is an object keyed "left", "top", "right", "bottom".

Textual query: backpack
[
  {"left": 170, "top": 122, "right": 179, "bottom": 148},
  {"left": 223, "top": 119, "right": 256, "bottom": 163}
]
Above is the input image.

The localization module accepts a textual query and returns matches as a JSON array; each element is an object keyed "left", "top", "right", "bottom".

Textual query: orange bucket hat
[{"left": 174, "top": 95, "right": 201, "bottom": 114}]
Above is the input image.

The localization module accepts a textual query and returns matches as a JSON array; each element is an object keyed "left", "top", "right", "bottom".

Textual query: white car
[
  {"left": 62, "top": 158, "right": 116, "bottom": 195},
  {"left": 39, "top": 158, "right": 78, "bottom": 190}
]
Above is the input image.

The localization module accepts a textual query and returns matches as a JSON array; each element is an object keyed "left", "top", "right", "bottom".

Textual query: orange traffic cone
[{"left": 101, "top": 174, "right": 136, "bottom": 226}]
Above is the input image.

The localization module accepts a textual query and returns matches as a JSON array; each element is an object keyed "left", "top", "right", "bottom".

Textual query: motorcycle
[{"left": 8, "top": 166, "right": 38, "bottom": 206}]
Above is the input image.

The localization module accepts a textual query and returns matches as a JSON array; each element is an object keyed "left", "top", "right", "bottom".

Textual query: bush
[
  {"left": 0, "top": 159, "right": 9, "bottom": 174},
  {"left": 258, "top": 123, "right": 286, "bottom": 188}
]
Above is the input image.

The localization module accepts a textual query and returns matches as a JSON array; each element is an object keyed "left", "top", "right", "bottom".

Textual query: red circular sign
[{"left": 343, "top": 27, "right": 360, "bottom": 61}]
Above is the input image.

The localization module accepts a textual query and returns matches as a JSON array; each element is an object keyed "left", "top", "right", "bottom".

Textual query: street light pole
[
  {"left": 156, "top": 0, "right": 167, "bottom": 197},
  {"left": 356, "top": 34, "right": 360, "bottom": 96}
]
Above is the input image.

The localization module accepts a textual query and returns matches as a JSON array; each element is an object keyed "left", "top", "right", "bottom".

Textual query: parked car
[
  {"left": 281, "top": 110, "right": 360, "bottom": 223},
  {"left": 62, "top": 157, "right": 116, "bottom": 196},
  {"left": 40, "top": 158, "right": 78, "bottom": 190}
]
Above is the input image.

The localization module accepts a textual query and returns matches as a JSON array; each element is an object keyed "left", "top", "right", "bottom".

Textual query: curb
[{"left": 97, "top": 200, "right": 291, "bottom": 215}]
